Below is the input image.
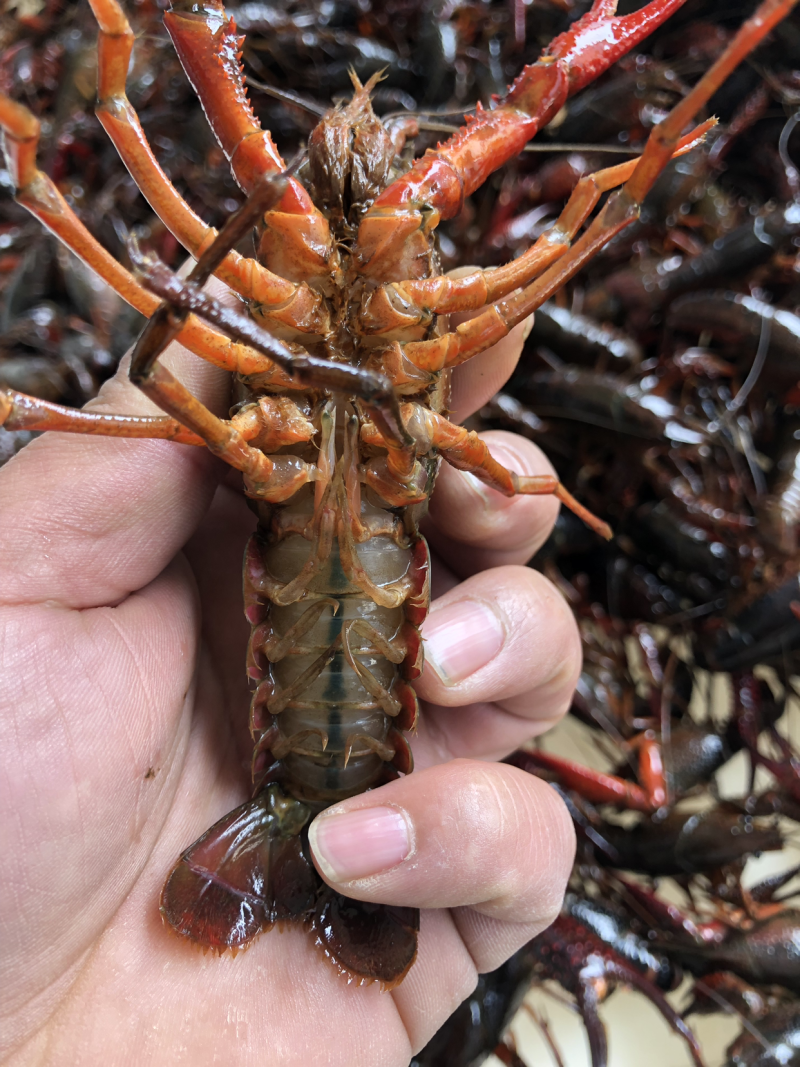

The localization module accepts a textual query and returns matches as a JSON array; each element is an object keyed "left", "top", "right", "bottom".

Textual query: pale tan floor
[{"left": 502, "top": 983, "right": 740, "bottom": 1067}]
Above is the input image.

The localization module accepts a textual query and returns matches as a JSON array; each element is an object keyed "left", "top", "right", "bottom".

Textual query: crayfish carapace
[{"left": 1, "top": 0, "right": 797, "bottom": 987}]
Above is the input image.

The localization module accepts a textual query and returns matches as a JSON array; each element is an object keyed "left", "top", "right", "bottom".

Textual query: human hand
[{"left": 0, "top": 300, "right": 578, "bottom": 1066}]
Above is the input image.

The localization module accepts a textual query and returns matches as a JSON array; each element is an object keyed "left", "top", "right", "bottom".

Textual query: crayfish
[{"left": 1, "top": 0, "right": 797, "bottom": 997}]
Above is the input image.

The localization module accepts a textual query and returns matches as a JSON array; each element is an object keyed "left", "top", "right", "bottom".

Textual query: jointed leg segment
[
  {"left": 88, "top": 0, "right": 329, "bottom": 334},
  {"left": 0, "top": 388, "right": 316, "bottom": 454},
  {"left": 0, "top": 93, "right": 292, "bottom": 379},
  {"left": 0, "top": 390, "right": 203, "bottom": 444},
  {"left": 362, "top": 404, "right": 613, "bottom": 539},
  {"left": 359, "top": 122, "right": 714, "bottom": 337}
]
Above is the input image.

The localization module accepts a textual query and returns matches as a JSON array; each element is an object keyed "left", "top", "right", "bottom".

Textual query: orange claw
[
  {"left": 355, "top": 0, "right": 691, "bottom": 281},
  {"left": 87, "top": 0, "right": 329, "bottom": 333},
  {"left": 164, "top": 0, "right": 333, "bottom": 284}
]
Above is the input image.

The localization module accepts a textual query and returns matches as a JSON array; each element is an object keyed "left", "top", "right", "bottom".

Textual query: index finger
[
  {"left": 444, "top": 265, "right": 533, "bottom": 424},
  {"left": 448, "top": 315, "right": 533, "bottom": 425}
]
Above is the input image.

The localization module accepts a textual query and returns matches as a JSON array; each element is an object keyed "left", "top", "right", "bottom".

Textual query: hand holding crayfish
[
  {"left": 4, "top": 0, "right": 795, "bottom": 1057},
  {"left": 0, "top": 306, "right": 579, "bottom": 1066}
]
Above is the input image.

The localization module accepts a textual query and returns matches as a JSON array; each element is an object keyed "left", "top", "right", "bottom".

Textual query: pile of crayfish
[
  {"left": 2, "top": 0, "right": 800, "bottom": 1064},
  {"left": 414, "top": 2, "right": 800, "bottom": 1060}
]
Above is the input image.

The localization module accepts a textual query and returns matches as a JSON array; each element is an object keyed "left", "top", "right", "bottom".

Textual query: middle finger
[{"left": 412, "top": 563, "right": 581, "bottom": 766}]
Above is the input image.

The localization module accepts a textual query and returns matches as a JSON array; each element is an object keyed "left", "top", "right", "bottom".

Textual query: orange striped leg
[
  {"left": 0, "top": 93, "right": 288, "bottom": 380},
  {"left": 0, "top": 387, "right": 317, "bottom": 494},
  {"left": 398, "top": 0, "right": 798, "bottom": 374},
  {"left": 362, "top": 404, "right": 612, "bottom": 539},
  {"left": 0, "top": 389, "right": 203, "bottom": 443},
  {"left": 163, "top": 0, "right": 332, "bottom": 286},
  {"left": 122, "top": 350, "right": 319, "bottom": 501},
  {"left": 357, "top": 122, "right": 714, "bottom": 338},
  {"left": 87, "top": 0, "right": 328, "bottom": 335}
]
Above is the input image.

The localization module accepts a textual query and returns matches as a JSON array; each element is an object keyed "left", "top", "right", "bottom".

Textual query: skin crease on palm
[{"left": 0, "top": 274, "right": 580, "bottom": 1067}]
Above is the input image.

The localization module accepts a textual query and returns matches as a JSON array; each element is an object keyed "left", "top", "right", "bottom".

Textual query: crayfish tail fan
[
  {"left": 313, "top": 889, "right": 419, "bottom": 989},
  {"left": 161, "top": 784, "right": 419, "bottom": 988},
  {"left": 160, "top": 785, "right": 316, "bottom": 952}
]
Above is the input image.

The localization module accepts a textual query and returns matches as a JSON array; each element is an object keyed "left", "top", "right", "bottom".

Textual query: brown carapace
[{"left": 1, "top": 0, "right": 797, "bottom": 988}]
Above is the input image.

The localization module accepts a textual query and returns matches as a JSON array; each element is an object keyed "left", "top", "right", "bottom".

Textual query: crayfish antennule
[{"left": 348, "top": 66, "right": 386, "bottom": 96}]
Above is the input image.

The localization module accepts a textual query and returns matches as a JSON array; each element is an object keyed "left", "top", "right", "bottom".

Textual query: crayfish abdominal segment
[{"left": 1, "top": 0, "right": 796, "bottom": 989}]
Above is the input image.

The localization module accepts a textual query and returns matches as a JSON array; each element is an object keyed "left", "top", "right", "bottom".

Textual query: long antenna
[
  {"left": 245, "top": 76, "right": 326, "bottom": 117},
  {"left": 413, "top": 119, "right": 645, "bottom": 153}
]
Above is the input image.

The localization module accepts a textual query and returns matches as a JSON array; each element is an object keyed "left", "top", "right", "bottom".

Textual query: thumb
[{"left": 308, "top": 759, "right": 575, "bottom": 969}]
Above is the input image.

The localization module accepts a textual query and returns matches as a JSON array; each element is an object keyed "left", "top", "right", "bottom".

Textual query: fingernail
[
  {"left": 309, "top": 805, "right": 412, "bottom": 883},
  {"left": 422, "top": 599, "right": 505, "bottom": 686}
]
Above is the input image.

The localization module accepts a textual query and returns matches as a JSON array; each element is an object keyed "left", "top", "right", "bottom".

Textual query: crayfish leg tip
[{"left": 377, "top": 965, "right": 415, "bottom": 993}]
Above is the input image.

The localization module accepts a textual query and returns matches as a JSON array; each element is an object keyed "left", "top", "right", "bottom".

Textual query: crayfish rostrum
[{"left": 1, "top": 0, "right": 797, "bottom": 992}]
